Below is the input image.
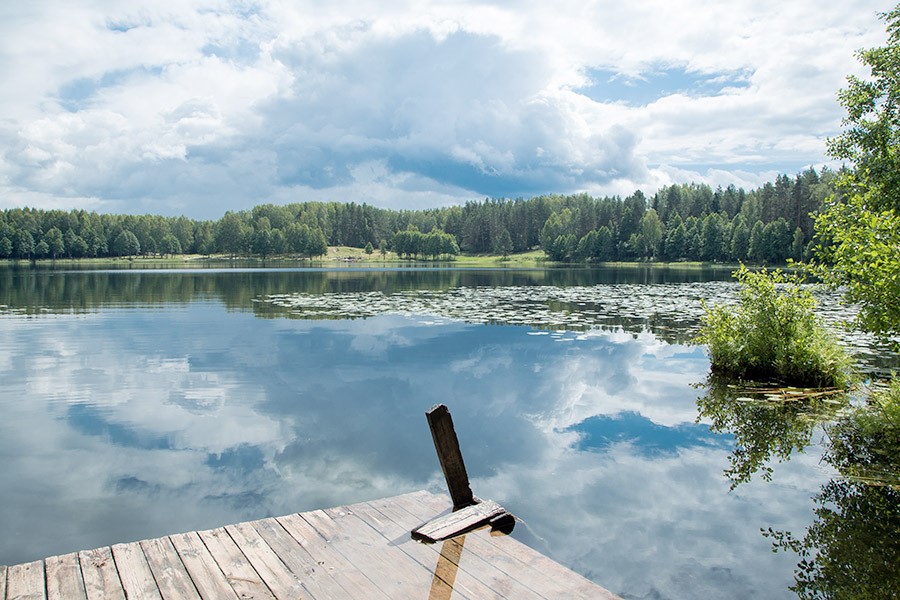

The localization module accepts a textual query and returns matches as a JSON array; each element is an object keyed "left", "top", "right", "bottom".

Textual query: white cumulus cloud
[{"left": 0, "top": 0, "right": 888, "bottom": 217}]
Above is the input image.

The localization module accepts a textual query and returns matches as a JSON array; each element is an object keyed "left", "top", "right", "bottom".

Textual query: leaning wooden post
[
  {"left": 426, "top": 404, "right": 474, "bottom": 510},
  {"left": 414, "top": 404, "right": 514, "bottom": 542}
]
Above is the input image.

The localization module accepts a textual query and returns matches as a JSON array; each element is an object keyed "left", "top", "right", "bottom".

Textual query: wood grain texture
[
  {"left": 3, "top": 490, "right": 620, "bottom": 600},
  {"left": 6, "top": 560, "right": 45, "bottom": 600},
  {"left": 79, "top": 547, "right": 125, "bottom": 600},
  {"left": 194, "top": 528, "right": 273, "bottom": 600},
  {"left": 251, "top": 517, "right": 348, "bottom": 600},
  {"left": 111, "top": 542, "right": 163, "bottom": 600},
  {"left": 404, "top": 491, "right": 621, "bottom": 600},
  {"left": 363, "top": 496, "right": 534, "bottom": 599},
  {"left": 275, "top": 512, "right": 393, "bottom": 600},
  {"left": 350, "top": 498, "right": 496, "bottom": 600},
  {"left": 412, "top": 500, "right": 508, "bottom": 542},
  {"left": 426, "top": 404, "right": 474, "bottom": 509},
  {"left": 302, "top": 505, "right": 433, "bottom": 599},
  {"left": 45, "top": 553, "right": 86, "bottom": 600},
  {"left": 223, "top": 522, "right": 303, "bottom": 598},
  {"left": 140, "top": 536, "right": 201, "bottom": 600}
]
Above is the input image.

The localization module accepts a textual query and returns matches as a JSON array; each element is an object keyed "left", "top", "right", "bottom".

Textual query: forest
[{"left": 0, "top": 166, "right": 835, "bottom": 264}]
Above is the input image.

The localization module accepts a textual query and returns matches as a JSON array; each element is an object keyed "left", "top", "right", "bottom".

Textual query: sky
[{"left": 0, "top": 1, "right": 889, "bottom": 219}]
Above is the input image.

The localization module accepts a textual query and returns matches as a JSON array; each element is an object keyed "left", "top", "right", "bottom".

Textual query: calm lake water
[{"left": 0, "top": 264, "right": 895, "bottom": 599}]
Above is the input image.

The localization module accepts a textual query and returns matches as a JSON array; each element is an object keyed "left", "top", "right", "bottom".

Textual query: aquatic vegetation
[{"left": 696, "top": 266, "right": 853, "bottom": 388}]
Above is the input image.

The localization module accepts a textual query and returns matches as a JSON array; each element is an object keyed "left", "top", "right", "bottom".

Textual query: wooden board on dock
[{"left": 0, "top": 490, "right": 620, "bottom": 599}]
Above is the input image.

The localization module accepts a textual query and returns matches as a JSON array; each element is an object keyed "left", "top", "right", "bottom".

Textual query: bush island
[{"left": 696, "top": 266, "right": 852, "bottom": 388}]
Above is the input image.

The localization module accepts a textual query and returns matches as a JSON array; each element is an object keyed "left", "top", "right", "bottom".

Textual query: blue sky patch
[
  {"left": 566, "top": 411, "right": 730, "bottom": 456},
  {"left": 105, "top": 20, "right": 139, "bottom": 33},
  {"left": 202, "top": 39, "right": 261, "bottom": 64},
  {"left": 387, "top": 155, "right": 562, "bottom": 198},
  {"left": 57, "top": 67, "right": 163, "bottom": 112},
  {"left": 67, "top": 403, "right": 173, "bottom": 450},
  {"left": 578, "top": 67, "right": 751, "bottom": 106}
]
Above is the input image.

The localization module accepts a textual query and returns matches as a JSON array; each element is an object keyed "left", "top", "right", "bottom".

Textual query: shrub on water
[{"left": 696, "top": 266, "right": 852, "bottom": 388}]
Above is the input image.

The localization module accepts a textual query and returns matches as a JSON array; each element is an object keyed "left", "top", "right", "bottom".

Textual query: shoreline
[{"left": 1, "top": 247, "right": 749, "bottom": 270}]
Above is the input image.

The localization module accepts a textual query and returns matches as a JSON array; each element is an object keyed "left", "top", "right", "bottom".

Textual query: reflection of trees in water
[
  {"left": 698, "top": 377, "right": 900, "bottom": 598},
  {"left": 5, "top": 266, "right": 894, "bottom": 367},
  {"left": 765, "top": 477, "right": 900, "bottom": 599},
  {"left": 696, "top": 376, "right": 846, "bottom": 488},
  {"left": 0, "top": 265, "right": 734, "bottom": 314}
]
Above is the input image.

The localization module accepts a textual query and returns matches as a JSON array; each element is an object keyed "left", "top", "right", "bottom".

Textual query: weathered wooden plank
[
  {"left": 426, "top": 404, "right": 474, "bottom": 509},
  {"left": 302, "top": 507, "right": 434, "bottom": 599},
  {"left": 251, "top": 517, "right": 350, "bottom": 600},
  {"left": 169, "top": 531, "right": 242, "bottom": 600},
  {"left": 360, "top": 497, "right": 539, "bottom": 599},
  {"left": 348, "top": 499, "right": 501, "bottom": 600},
  {"left": 169, "top": 531, "right": 243, "bottom": 600},
  {"left": 78, "top": 547, "right": 125, "bottom": 600},
  {"left": 193, "top": 528, "right": 273, "bottom": 600},
  {"left": 140, "top": 537, "right": 201, "bottom": 599},
  {"left": 6, "top": 559, "right": 45, "bottom": 600},
  {"left": 384, "top": 495, "right": 545, "bottom": 598},
  {"left": 111, "top": 542, "right": 163, "bottom": 600},
  {"left": 429, "top": 537, "right": 465, "bottom": 600},
  {"left": 300, "top": 509, "right": 340, "bottom": 539},
  {"left": 400, "top": 492, "right": 620, "bottom": 600},
  {"left": 275, "top": 513, "right": 393, "bottom": 600},
  {"left": 224, "top": 522, "right": 304, "bottom": 598},
  {"left": 340, "top": 497, "right": 522, "bottom": 599},
  {"left": 3, "top": 490, "right": 619, "bottom": 600},
  {"left": 46, "top": 552, "right": 87, "bottom": 600},
  {"left": 412, "top": 500, "right": 509, "bottom": 542}
]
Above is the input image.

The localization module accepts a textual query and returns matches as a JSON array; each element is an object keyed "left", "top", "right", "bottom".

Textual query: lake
[{"left": 0, "top": 263, "right": 895, "bottom": 599}]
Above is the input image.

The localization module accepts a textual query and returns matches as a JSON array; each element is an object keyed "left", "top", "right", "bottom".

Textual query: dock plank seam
[
  {"left": 398, "top": 492, "right": 584, "bottom": 598},
  {"left": 250, "top": 516, "right": 353, "bottom": 600},
  {"left": 336, "top": 501, "right": 477, "bottom": 599},
  {"left": 387, "top": 496, "right": 560, "bottom": 599},
  {"left": 194, "top": 527, "right": 275, "bottom": 600},
  {"left": 274, "top": 512, "right": 393, "bottom": 600},
  {"left": 2, "top": 491, "right": 620, "bottom": 600},
  {"left": 223, "top": 521, "right": 305, "bottom": 598},
  {"left": 111, "top": 542, "right": 164, "bottom": 600},
  {"left": 46, "top": 552, "right": 88, "bottom": 600},
  {"left": 347, "top": 500, "right": 494, "bottom": 600},
  {"left": 6, "top": 559, "right": 46, "bottom": 600},
  {"left": 357, "top": 497, "right": 526, "bottom": 599},
  {"left": 141, "top": 536, "right": 203, "bottom": 599},
  {"left": 78, "top": 546, "right": 126, "bottom": 600},
  {"left": 403, "top": 492, "right": 618, "bottom": 600},
  {"left": 299, "top": 508, "right": 423, "bottom": 599},
  {"left": 302, "top": 506, "right": 440, "bottom": 599}
]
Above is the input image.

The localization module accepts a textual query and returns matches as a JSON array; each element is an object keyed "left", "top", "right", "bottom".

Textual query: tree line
[{"left": 0, "top": 167, "right": 835, "bottom": 263}]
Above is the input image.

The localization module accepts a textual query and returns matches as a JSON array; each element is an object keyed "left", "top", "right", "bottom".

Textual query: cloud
[{"left": 0, "top": 0, "right": 889, "bottom": 217}]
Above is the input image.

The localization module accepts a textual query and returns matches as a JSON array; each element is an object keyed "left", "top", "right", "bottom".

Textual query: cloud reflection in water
[{"left": 0, "top": 290, "right": 825, "bottom": 599}]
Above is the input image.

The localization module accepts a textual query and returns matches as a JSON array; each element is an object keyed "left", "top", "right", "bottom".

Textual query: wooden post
[{"left": 426, "top": 404, "right": 474, "bottom": 510}]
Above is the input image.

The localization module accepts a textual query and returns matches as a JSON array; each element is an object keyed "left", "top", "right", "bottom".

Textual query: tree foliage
[
  {"left": 0, "top": 167, "right": 836, "bottom": 263},
  {"left": 813, "top": 6, "right": 900, "bottom": 345}
]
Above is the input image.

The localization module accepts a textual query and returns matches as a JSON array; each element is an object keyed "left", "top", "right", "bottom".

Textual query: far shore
[{"left": 1, "top": 247, "right": 749, "bottom": 270}]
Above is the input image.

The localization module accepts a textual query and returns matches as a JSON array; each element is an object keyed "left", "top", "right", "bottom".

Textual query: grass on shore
[{"left": 3, "top": 248, "right": 739, "bottom": 269}]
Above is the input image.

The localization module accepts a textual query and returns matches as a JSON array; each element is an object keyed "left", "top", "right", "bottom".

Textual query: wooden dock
[{"left": 0, "top": 490, "right": 619, "bottom": 599}]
